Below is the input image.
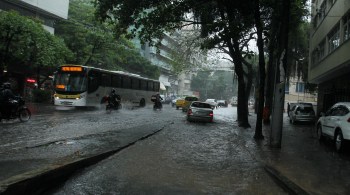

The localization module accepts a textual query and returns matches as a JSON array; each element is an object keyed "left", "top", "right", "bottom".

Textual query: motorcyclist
[
  {"left": 0, "top": 82, "right": 15, "bottom": 120},
  {"left": 109, "top": 88, "right": 121, "bottom": 108},
  {"left": 154, "top": 93, "right": 163, "bottom": 109}
]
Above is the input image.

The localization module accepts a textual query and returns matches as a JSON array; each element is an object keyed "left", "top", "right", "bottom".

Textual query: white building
[
  {"left": 0, "top": 0, "right": 69, "bottom": 34},
  {"left": 309, "top": 0, "right": 350, "bottom": 113}
]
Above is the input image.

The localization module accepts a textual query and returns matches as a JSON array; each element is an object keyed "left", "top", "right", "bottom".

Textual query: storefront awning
[{"left": 160, "top": 82, "right": 166, "bottom": 90}]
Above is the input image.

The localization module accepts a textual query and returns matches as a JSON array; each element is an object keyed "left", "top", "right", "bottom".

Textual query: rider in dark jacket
[
  {"left": 109, "top": 89, "right": 121, "bottom": 108},
  {"left": 0, "top": 82, "right": 15, "bottom": 119},
  {"left": 155, "top": 93, "right": 163, "bottom": 108}
]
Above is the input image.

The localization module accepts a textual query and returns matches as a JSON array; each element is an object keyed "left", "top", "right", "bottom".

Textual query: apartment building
[
  {"left": 309, "top": 0, "right": 350, "bottom": 113},
  {"left": 0, "top": 0, "right": 69, "bottom": 34}
]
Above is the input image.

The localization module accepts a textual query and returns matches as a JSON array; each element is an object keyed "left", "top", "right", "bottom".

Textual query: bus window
[
  {"left": 154, "top": 82, "right": 160, "bottom": 91},
  {"left": 141, "top": 80, "right": 147, "bottom": 91},
  {"left": 132, "top": 78, "right": 140, "bottom": 90},
  {"left": 123, "top": 76, "right": 131, "bottom": 89},
  {"left": 147, "top": 81, "right": 153, "bottom": 91},
  {"left": 88, "top": 70, "right": 100, "bottom": 93},
  {"left": 101, "top": 73, "right": 111, "bottom": 87},
  {"left": 111, "top": 75, "right": 122, "bottom": 88}
]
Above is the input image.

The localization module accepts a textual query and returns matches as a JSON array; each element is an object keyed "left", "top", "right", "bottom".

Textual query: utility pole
[{"left": 270, "top": 0, "right": 291, "bottom": 148}]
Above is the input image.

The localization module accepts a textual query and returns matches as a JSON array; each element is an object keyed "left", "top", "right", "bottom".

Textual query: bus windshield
[{"left": 54, "top": 72, "right": 87, "bottom": 92}]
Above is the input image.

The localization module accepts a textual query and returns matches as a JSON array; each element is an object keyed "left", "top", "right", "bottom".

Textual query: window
[
  {"left": 132, "top": 78, "right": 140, "bottom": 90},
  {"left": 154, "top": 82, "right": 160, "bottom": 91},
  {"left": 111, "top": 75, "right": 122, "bottom": 88},
  {"left": 147, "top": 81, "right": 154, "bottom": 91},
  {"left": 344, "top": 13, "right": 350, "bottom": 41},
  {"left": 296, "top": 82, "right": 305, "bottom": 93},
  {"left": 123, "top": 77, "right": 131, "bottom": 89},
  {"left": 101, "top": 73, "right": 111, "bottom": 87},
  {"left": 318, "top": 1, "right": 326, "bottom": 22},
  {"left": 140, "top": 80, "right": 147, "bottom": 91},
  {"left": 285, "top": 83, "right": 289, "bottom": 94},
  {"left": 318, "top": 40, "right": 325, "bottom": 59},
  {"left": 88, "top": 70, "right": 100, "bottom": 93},
  {"left": 328, "top": 24, "right": 340, "bottom": 53}
]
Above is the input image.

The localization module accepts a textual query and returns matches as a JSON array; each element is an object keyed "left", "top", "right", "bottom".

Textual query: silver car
[
  {"left": 288, "top": 103, "right": 316, "bottom": 124},
  {"left": 187, "top": 101, "right": 213, "bottom": 123}
]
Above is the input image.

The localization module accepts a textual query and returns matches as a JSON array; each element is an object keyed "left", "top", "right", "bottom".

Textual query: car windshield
[
  {"left": 191, "top": 102, "right": 212, "bottom": 108},
  {"left": 54, "top": 72, "right": 87, "bottom": 92}
]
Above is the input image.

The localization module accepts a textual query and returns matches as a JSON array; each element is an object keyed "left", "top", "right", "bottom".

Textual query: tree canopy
[
  {"left": 0, "top": 11, "right": 72, "bottom": 73},
  {"left": 55, "top": 0, "right": 160, "bottom": 79}
]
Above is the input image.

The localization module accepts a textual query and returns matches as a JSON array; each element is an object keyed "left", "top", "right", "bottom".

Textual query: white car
[
  {"left": 205, "top": 99, "right": 217, "bottom": 109},
  {"left": 316, "top": 102, "right": 350, "bottom": 152}
]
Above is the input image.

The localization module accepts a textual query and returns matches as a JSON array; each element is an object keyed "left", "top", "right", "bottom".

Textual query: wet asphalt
[{"left": 0, "top": 103, "right": 350, "bottom": 194}]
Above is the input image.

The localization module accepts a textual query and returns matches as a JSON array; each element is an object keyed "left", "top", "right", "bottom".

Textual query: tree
[
  {"left": 191, "top": 70, "right": 233, "bottom": 100},
  {"left": 0, "top": 11, "right": 72, "bottom": 84},
  {"left": 55, "top": 0, "right": 160, "bottom": 79},
  {"left": 94, "top": 0, "right": 258, "bottom": 128}
]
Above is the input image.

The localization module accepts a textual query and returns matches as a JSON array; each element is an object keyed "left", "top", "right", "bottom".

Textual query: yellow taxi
[
  {"left": 182, "top": 96, "right": 199, "bottom": 112},
  {"left": 175, "top": 98, "right": 185, "bottom": 110}
]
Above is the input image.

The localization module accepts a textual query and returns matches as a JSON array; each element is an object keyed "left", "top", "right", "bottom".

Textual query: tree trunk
[
  {"left": 270, "top": 0, "right": 291, "bottom": 148},
  {"left": 265, "top": 0, "right": 280, "bottom": 124},
  {"left": 232, "top": 41, "right": 250, "bottom": 128},
  {"left": 253, "top": 0, "right": 266, "bottom": 139}
]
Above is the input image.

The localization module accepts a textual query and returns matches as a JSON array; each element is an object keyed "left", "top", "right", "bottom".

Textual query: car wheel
[
  {"left": 316, "top": 124, "right": 324, "bottom": 141},
  {"left": 176, "top": 106, "right": 179, "bottom": 110},
  {"left": 335, "top": 130, "right": 345, "bottom": 152}
]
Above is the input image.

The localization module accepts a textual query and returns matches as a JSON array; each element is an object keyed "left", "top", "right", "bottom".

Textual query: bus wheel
[{"left": 140, "top": 98, "right": 146, "bottom": 107}]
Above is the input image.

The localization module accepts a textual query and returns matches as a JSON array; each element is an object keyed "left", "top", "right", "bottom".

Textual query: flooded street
[
  {"left": 2, "top": 104, "right": 350, "bottom": 194},
  {"left": 51, "top": 106, "right": 286, "bottom": 194}
]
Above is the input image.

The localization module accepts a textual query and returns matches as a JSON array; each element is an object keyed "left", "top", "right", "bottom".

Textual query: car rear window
[
  {"left": 297, "top": 106, "right": 314, "bottom": 114},
  {"left": 191, "top": 102, "right": 211, "bottom": 108},
  {"left": 185, "top": 97, "right": 198, "bottom": 101}
]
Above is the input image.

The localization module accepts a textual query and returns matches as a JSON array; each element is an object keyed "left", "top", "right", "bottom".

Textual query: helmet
[
  {"left": 2, "top": 82, "right": 11, "bottom": 89},
  {"left": 111, "top": 89, "right": 115, "bottom": 93}
]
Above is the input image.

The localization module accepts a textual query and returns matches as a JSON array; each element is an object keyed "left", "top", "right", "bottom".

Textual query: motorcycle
[
  {"left": 0, "top": 96, "right": 31, "bottom": 122},
  {"left": 153, "top": 100, "right": 162, "bottom": 110},
  {"left": 105, "top": 95, "right": 122, "bottom": 113}
]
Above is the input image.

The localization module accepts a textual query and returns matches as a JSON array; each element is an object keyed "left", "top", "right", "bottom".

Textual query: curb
[
  {"left": 0, "top": 127, "right": 165, "bottom": 195},
  {"left": 264, "top": 165, "right": 309, "bottom": 195}
]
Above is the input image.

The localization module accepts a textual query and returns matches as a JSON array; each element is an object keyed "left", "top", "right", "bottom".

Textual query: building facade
[
  {"left": 0, "top": 0, "right": 69, "bottom": 34},
  {"left": 309, "top": 0, "right": 350, "bottom": 113}
]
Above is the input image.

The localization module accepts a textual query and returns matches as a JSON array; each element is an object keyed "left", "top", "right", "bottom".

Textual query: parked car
[
  {"left": 316, "top": 102, "right": 350, "bottom": 152},
  {"left": 182, "top": 96, "right": 199, "bottom": 112},
  {"left": 205, "top": 99, "right": 217, "bottom": 109},
  {"left": 230, "top": 96, "right": 237, "bottom": 106},
  {"left": 187, "top": 101, "right": 213, "bottom": 123},
  {"left": 160, "top": 95, "right": 165, "bottom": 103},
  {"left": 288, "top": 103, "right": 316, "bottom": 124},
  {"left": 163, "top": 96, "right": 172, "bottom": 104},
  {"left": 217, "top": 100, "right": 228, "bottom": 107}
]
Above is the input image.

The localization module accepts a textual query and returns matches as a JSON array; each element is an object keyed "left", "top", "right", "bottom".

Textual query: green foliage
[
  {"left": 0, "top": 11, "right": 73, "bottom": 70},
  {"left": 55, "top": 0, "right": 160, "bottom": 79},
  {"left": 191, "top": 71, "right": 233, "bottom": 100}
]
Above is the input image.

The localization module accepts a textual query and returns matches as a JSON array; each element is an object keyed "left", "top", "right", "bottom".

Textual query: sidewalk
[{"left": 246, "top": 113, "right": 350, "bottom": 195}]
